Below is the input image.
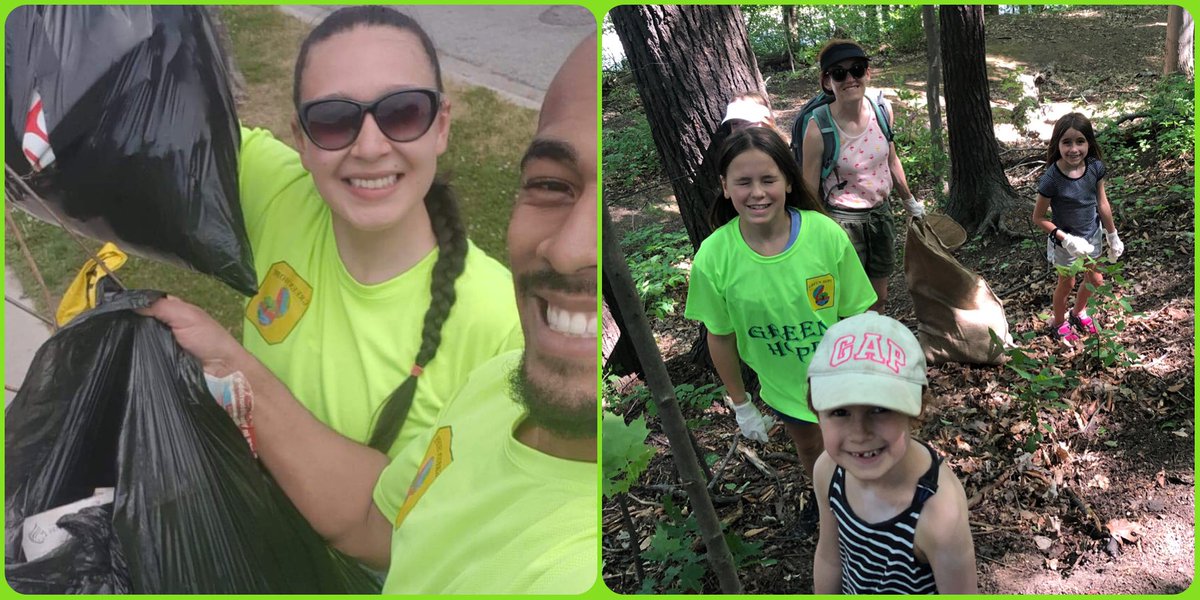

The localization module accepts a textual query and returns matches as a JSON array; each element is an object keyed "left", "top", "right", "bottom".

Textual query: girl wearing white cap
[{"left": 809, "top": 312, "right": 977, "bottom": 593}]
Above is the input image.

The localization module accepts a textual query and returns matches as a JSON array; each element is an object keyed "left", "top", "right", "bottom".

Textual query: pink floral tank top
[{"left": 823, "top": 107, "right": 892, "bottom": 210}]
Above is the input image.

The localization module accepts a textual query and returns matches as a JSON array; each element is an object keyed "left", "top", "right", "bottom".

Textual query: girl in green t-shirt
[{"left": 685, "top": 126, "right": 876, "bottom": 532}]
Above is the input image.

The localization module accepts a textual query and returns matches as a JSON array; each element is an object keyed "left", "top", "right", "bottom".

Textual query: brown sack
[{"left": 904, "top": 217, "right": 1011, "bottom": 365}]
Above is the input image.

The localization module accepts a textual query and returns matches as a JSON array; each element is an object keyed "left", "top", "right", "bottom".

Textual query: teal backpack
[{"left": 789, "top": 90, "right": 893, "bottom": 202}]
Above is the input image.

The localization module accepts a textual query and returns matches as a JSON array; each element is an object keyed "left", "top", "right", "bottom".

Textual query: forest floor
[{"left": 602, "top": 6, "right": 1194, "bottom": 594}]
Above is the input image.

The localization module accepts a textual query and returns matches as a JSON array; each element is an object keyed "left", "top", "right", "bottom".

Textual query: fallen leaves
[{"left": 1105, "top": 518, "right": 1144, "bottom": 544}]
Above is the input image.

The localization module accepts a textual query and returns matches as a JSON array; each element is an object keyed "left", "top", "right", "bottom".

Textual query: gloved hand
[
  {"left": 1060, "top": 233, "right": 1095, "bottom": 258},
  {"left": 726, "top": 392, "right": 774, "bottom": 443},
  {"left": 901, "top": 196, "right": 926, "bottom": 219},
  {"left": 1105, "top": 230, "right": 1124, "bottom": 260}
]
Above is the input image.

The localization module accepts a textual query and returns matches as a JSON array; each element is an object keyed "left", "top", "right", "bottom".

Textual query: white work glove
[
  {"left": 1060, "top": 233, "right": 1095, "bottom": 259},
  {"left": 1105, "top": 230, "right": 1124, "bottom": 260},
  {"left": 901, "top": 196, "right": 926, "bottom": 219},
  {"left": 726, "top": 392, "right": 774, "bottom": 443}
]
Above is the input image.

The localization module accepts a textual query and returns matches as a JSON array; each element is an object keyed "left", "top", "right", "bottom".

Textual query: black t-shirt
[{"left": 1037, "top": 157, "right": 1105, "bottom": 239}]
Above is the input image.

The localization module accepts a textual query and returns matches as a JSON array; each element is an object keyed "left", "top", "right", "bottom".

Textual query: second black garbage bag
[
  {"left": 4, "top": 6, "right": 257, "bottom": 295},
  {"left": 5, "top": 291, "right": 380, "bottom": 593}
]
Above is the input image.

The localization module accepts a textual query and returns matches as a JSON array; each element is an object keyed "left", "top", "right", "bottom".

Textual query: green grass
[
  {"left": 5, "top": 6, "right": 534, "bottom": 331},
  {"left": 442, "top": 85, "right": 538, "bottom": 261}
]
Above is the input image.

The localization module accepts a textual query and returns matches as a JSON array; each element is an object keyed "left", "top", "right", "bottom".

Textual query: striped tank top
[{"left": 828, "top": 440, "right": 941, "bottom": 594}]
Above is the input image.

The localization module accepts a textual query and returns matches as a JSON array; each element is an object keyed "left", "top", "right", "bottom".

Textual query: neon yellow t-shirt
[
  {"left": 237, "top": 127, "right": 523, "bottom": 456},
  {"left": 372, "top": 350, "right": 597, "bottom": 594},
  {"left": 684, "top": 210, "right": 875, "bottom": 421}
]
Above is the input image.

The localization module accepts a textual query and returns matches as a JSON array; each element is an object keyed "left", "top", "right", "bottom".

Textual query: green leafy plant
[
  {"left": 1074, "top": 261, "right": 1141, "bottom": 370},
  {"left": 602, "top": 114, "right": 660, "bottom": 190},
  {"left": 639, "top": 495, "right": 707, "bottom": 593},
  {"left": 890, "top": 101, "right": 948, "bottom": 197},
  {"left": 603, "top": 413, "right": 656, "bottom": 499},
  {"left": 620, "top": 224, "right": 692, "bottom": 319},
  {"left": 996, "top": 329, "right": 1078, "bottom": 452},
  {"left": 638, "top": 494, "right": 764, "bottom": 593},
  {"left": 1096, "top": 73, "right": 1194, "bottom": 165}
]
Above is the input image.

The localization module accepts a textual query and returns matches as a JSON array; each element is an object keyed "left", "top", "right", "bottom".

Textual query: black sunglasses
[
  {"left": 826, "top": 63, "right": 868, "bottom": 82},
  {"left": 298, "top": 88, "right": 442, "bottom": 151}
]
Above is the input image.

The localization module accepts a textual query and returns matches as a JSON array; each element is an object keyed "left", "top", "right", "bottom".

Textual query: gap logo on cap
[{"left": 827, "top": 332, "right": 908, "bottom": 374}]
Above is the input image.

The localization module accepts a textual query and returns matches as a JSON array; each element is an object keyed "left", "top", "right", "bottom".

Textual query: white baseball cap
[
  {"left": 721, "top": 99, "right": 772, "bottom": 126},
  {"left": 809, "top": 312, "right": 927, "bottom": 417}
]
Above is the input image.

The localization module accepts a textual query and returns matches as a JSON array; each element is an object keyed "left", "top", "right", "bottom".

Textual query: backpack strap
[
  {"left": 813, "top": 103, "right": 839, "bottom": 185},
  {"left": 868, "top": 95, "right": 894, "bottom": 143}
]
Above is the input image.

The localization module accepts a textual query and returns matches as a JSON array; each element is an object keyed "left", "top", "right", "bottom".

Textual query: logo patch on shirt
[
  {"left": 395, "top": 426, "right": 453, "bottom": 528},
  {"left": 806, "top": 274, "right": 835, "bottom": 311},
  {"left": 246, "top": 261, "right": 312, "bottom": 344}
]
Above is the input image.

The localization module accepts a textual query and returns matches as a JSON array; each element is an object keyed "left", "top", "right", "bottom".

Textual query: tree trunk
[
  {"left": 601, "top": 291, "right": 642, "bottom": 376},
  {"left": 939, "top": 5, "right": 1019, "bottom": 236},
  {"left": 922, "top": 6, "right": 945, "bottom": 170},
  {"left": 610, "top": 5, "right": 766, "bottom": 250},
  {"left": 1166, "top": 6, "right": 1182, "bottom": 75},
  {"left": 602, "top": 206, "right": 744, "bottom": 594},
  {"left": 1166, "top": 6, "right": 1194, "bottom": 79},
  {"left": 1181, "top": 9, "right": 1195, "bottom": 79},
  {"left": 784, "top": 6, "right": 797, "bottom": 72}
]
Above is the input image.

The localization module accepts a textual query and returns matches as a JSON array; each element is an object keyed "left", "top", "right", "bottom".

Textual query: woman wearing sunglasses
[
  {"left": 799, "top": 39, "right": 924, "bottom": 312},
  {"left": 235, "top": 6, "right": 522, "bottom": 457}
]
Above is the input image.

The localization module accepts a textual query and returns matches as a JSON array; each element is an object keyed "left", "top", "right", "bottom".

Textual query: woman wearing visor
[{"left": 799, "top": 40, "right": 924, "bottom": 312}]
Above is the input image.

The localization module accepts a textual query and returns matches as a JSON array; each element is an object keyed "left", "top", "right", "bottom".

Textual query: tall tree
[
  {"left": 1165, "top": 6, "right": 1195, "bottom": 79},
  {"left": 922, "top": 6, "right": 945, "bottom": 177},
  {"left": 939, "top": 5, "right": 1019, "bottom": 235},
  {"left": 783, "top": 6, "right": 798, "bottom": 72},
  {"left": 609, "top": 5, "right": 766, "bottom": 250}
]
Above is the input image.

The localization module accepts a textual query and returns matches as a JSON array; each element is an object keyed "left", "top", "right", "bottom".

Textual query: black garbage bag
[
  {"left": 5, "top": 505, "right": 131, "bottom": 594},
  {"left": 4, "top": 6, "right": 257, "bottom": 295},
  {"left": 5, "top": 291, "right": 381, "bottom": 593}
]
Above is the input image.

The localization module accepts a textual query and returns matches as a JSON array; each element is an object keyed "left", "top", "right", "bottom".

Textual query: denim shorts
[{"left": 1047, "top": 227, "right": 1103, "bottom": 268}]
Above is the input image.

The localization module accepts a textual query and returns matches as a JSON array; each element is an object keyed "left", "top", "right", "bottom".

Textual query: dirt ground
[{"left": 603, "top": 6, "right": 1194, "bottom": 594}]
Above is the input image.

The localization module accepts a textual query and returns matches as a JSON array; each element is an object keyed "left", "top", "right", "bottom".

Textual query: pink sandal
[
  {"left": 1053, "top": 320, "right": 1079, "bottom": 342},
  {"left": 1070, "top": 311, "right": 1098, "bottom": 335}
]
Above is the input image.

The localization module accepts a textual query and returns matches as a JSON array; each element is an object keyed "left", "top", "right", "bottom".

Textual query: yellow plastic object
[{"left": 55, "top": 242, "right": 127, "bottom": 326}]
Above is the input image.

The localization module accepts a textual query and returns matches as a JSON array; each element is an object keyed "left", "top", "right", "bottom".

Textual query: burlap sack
[{"left": 904, "top": 217, "right": 1011, "bottom": 364}]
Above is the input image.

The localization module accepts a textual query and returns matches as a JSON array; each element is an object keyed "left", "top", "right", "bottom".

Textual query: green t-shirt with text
[
  {"left": 237, "top": 127, "right": 523, "bottom": 456},
  {"left": 685, "top": 210, "right": 875, "bottom": 421},
  {"left": 372, "top": 350, "right": 597, "bottom": 594}
]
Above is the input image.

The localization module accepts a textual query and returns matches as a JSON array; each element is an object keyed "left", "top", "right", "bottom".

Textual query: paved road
[{"left": 279, "top": 5, "right": 595, "bottom": 109}]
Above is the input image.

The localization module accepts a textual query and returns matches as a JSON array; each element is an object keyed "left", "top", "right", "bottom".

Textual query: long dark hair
[
  {"left": 293, "top": 6, "right": 444, "bottom": 106},
  {"left": 707, "top": 127, "right": 825, "bottom": 229},
  {"left": 1047, "top": 112, "right": 1103, "bottom": 165},
  {"left": 293, "top": 6, "right": 467, "bottom": 453}
]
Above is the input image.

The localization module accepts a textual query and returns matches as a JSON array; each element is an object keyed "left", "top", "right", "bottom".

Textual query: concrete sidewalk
[
  {"left": 278, "top": 5, "right": 594, "bottom": 110},
  {"left": 4, "top": 267, "right": 52, "bottom": 408}
]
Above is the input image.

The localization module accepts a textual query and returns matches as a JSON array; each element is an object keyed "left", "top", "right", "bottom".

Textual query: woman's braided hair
[
  {"left": 367, "top": 181, "right": 467, "bottom": 452},
  {"left": 293, "top": 6, "right": 468, "bottom": 453}
]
